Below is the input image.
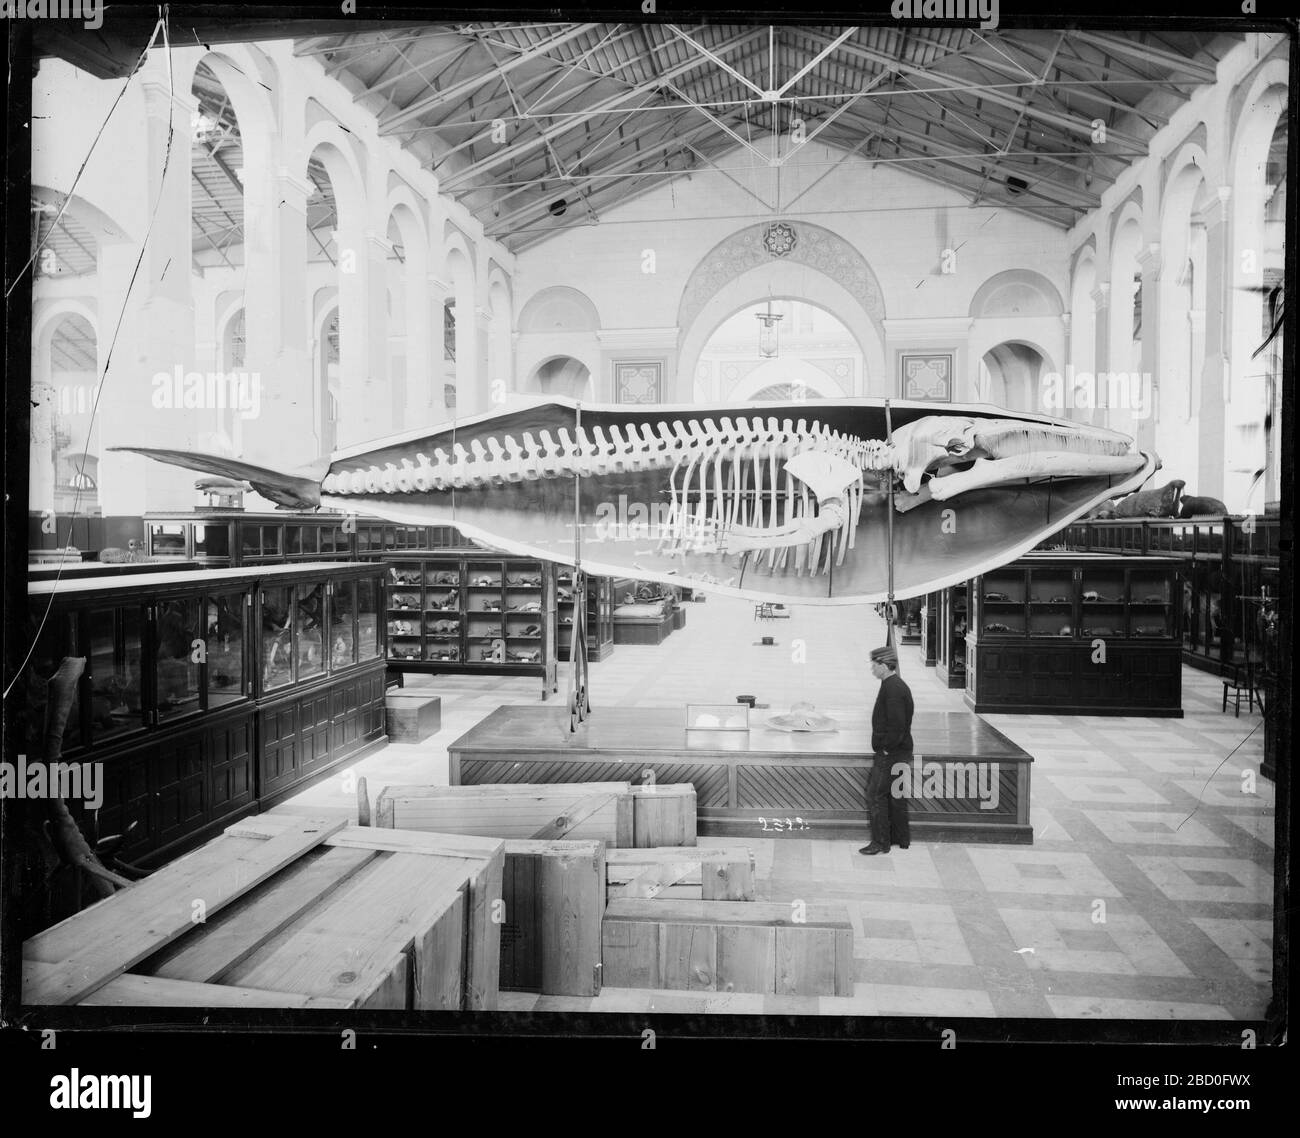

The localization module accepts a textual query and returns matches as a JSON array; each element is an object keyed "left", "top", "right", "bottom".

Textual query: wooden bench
[
  {"left": 23, "top": 815, "right": 505, "bottom": 1010},
  {"left": 602, "top": 899, "right": 854, "bottom": 996},
  {"left": 385, "top": 692, "right": 442, "bottom": 741},
  {"left": 606, "top": 847, "right": 755, "bottom": 901},
  {"left": 374, "top": 782, "right": 635, "bottom": 846}
]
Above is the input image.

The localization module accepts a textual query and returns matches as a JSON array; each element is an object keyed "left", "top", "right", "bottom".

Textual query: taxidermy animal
[
  {"left": 115, "top": 397, "right": 1157, "bottom": 604},
  {"left": 1178, "top": 494, "right": 1230, "bottom": 518},
  {"left": 1097, "top": 479, "right": 1185, "bottom": 519}
]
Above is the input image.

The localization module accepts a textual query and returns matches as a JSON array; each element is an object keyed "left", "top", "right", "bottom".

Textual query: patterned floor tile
[
  {"left": 1078, "top": 809, "right": 1227, "bottom": 847},
  {"left": 1190, "top": 918, "right": 1273, "bottom": 983},
  {"left": 967, "top": 849, "right": 1122, "bottom": 897},
  {"left": 1043, "top": 775, "right": 1172, "bottom": 805},
  {"left": 1129, "top": 855, "right": 1272, "bottom": 903},
  {"left": 997, "top": 908, "right": 1191, "bottom": 976},
  {"left": 1045, "top": 995, "right": 1234, "bottom": 1019}
]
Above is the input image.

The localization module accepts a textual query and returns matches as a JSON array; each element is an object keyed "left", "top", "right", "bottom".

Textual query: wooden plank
[
  {"left": 23, "top": 817, "right": 347, "bottom": 1006},
  {"left": 615, "top": 793, "right": 635, "bottom": 849},
  {"left": 775, "top": 925, "right": 837, "bottom": 997},
  {"left": 529, "top": 792, "right": 621, "bottom": 840},
  {"left": 615, "top": 861, "right": 699, "bottom": 900},
  {"left": 833, "top": 925, "right": 854, "bottom": 997},
  {"left": 145, "top": 846, "right": 377, "bottom": 983},
  {"left": 412, "top": 897, "right": 464, "bottom": 1010},
  {"left": 21, "top": 962, "right": 352, "bottom": 1009},
  {"left": 629, "top": 784, "right": 696, "bottom": 847},
  {"left": 228, "top": 815, "right": 505, "bottom": 862},
  {"left": 605, "top": 847, "right": 756, "bottom": 901},
  {"left": 604, "top": 899, "right": 849, "bottom": 928},
  {"left": 716, "top": 924, "right": 777, "bottom": 993},
  {"left": 374, "top": 782, "right": 632, "bottom": 844},
  {"left": 602, "top": 917, "right": 659, "bottom": 989},
  {"left": 463, "top": 842, "right": 504, "bottom": 1011},
  {"left": 534, "top": 842, "right": 605, "bottom": 997},
  {"left": 658, "top": 922, "right": 717, "bottom": 991},
  {"left": 500, "top": 846, "right": 535, "bottom": 990},
  {"left": 357, "top": 952, "right": 409, "bottom": 1011},
  {"left": 224, "top": 853, "right": 468, "bottom": 1009}
]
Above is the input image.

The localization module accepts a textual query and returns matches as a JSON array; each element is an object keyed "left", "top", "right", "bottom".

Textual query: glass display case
[
  {"left": 557, "top": 571, "right": 616, "bottom": 662},
  {"left": 966, "top": 553, "right": 1183, "bottom": 716},
  {"left": 382, "top": 554, "right": 558, "bottom": 698},
  {"left": 25, "top": 562, "right": 388, "bottom": 867},
  {"left": 935, "top": 583, "right": 968, "bottom": 688}
]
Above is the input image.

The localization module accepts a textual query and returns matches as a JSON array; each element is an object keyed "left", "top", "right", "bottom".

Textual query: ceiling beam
[
  {"left": 667, "top": 24, "right": 769, "bottom": 99},
  {"left": 664, "top": 82, "right": 771, "bottom": 165},
  {"left": 776, "top": 26, "right": 859, "bottom": 98},
  {"left": 379, "top": 23, "right": 600, "bottom": 134},
  {"left": 803, "top": 29, "right": 1148, "bottom": 152},
  {"left": 439, "top": 27, "right": 768, "bottom": 193},
  {"left": 1070, "top": 30, "right": 1218, "bottom": 81}
]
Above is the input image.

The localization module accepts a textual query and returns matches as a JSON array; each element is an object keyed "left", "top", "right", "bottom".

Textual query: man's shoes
[
  {"left": 898, "top": 843, "right": 910, "bottom": 849},
  {"left": 858, "top": 844, "right": 890, "bottom": 855}
]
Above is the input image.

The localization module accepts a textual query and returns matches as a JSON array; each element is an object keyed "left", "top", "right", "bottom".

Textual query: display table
[{"left": 449, "top": 706, "right": 1033, "bottom": 844}]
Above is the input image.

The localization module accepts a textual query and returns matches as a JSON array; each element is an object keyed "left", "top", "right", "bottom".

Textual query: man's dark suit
[{"left": 867, "top": 672, "right": 913, "bottom": 850}]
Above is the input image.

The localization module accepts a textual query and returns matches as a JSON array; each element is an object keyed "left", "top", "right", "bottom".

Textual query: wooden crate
[
  {"left": 602, "top": 899, "right": 854, "bottom": 996},
  {"left": 500, "top": 839, "right": 605, "bottom": 996},
  {"left": 629, "top": 783, "right": 696, "bottom": 847},
  {"left": 375, "top": 781, "right": 634, "bottom": 846},
  {"left": 22, "top": 815, "right": 505, "bottom": 1011},
  {"left": 606, "top": 847, "right": 755, "bottom": 901}
]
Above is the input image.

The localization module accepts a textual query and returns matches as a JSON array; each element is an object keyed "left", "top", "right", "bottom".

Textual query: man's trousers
[{"left": 866, "top": 753, "right": 912, "bottom": 850}]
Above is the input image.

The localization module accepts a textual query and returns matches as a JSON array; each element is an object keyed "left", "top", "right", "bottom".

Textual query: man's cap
[{"left": 870, "top": 646, "right": 899, "bottom": 667}]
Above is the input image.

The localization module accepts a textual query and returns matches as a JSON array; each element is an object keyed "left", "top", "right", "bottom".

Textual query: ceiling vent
[{"left": 1006, "top": 176, "right": 1029, "bottom": 196}]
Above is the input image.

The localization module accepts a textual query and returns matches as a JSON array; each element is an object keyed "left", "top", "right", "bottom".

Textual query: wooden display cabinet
[
  {"left": 919, "top": 593, "right": 939, "bottom": 667},
  {"left": 964, "top": 552, "right": 1183, "bottom": 716},
  {"left": 144, "top": 510, "right": 475, "bottom": 567},
  {"left": 556, "top": 571, "right": 615, "bottom": 663},
  {"left": 935, "top": 583, "right": 969, "bottom": 689},
  {"left": 383, "top": 554, "right": 558, "bottom": 699},
  {"left": 25, "top": 562, "right": 388, "bottom": 867}
]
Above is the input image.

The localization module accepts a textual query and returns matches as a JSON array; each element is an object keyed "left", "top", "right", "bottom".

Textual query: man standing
[{"left": 860, "top": 645, "right": 913, "bottom": 855}]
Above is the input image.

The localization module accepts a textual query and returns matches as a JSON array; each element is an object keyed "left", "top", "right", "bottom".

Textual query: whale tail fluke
[{"left": 109, "top": 447, "right": 326, "bottom": 509}]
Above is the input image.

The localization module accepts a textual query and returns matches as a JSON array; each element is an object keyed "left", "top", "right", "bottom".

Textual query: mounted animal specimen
[{"left": 116, "top": 397, "right": 1157, "bottom": 603}]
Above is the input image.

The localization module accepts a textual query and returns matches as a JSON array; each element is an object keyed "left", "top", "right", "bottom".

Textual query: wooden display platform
[{"left": 449, "top": 706, "right": 1034, "bottom": 844}]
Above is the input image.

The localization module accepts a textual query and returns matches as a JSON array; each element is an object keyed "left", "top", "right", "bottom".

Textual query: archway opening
[
  {"left": 191, "top": 60, "right": 245, "bottom": 273},
  {"left": 977, "top": 341, "right": 1046, "bottom": 412},
  {"left": 45, "top": 314, "right": 101, "bottom": 515},
  {"left": 528, "top": 356, "right": 591, "bottom": 399},
  {"left": 694, "top": 299, "right": 860, "bottom": 402}
]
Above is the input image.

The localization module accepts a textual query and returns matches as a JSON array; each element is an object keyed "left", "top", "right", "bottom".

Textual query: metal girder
[
  {"left": 1071, "top": 30, "right": 1218, "bottom": 81},
  {"left": 439, "top": 26, "right": 768, "bottom": 193},
  {"left": 953, "top": 37, "right": 1171, "bottom": 127},
  {"left": 667, "top": 24, "right": 769, "bottom": 99},
  {"left": 680, "top": 139, "right": 776, "bottom": 211},
  {"left": 664, "top": 82, "right": 771, "bottom": 165},
  {"left": 357, "top": 41, "right": 477, "bottom": 100},
  {"left": 380, "top": 23, "right": 601, "bottom": 134},
  {"left": 827, "top": 107, "right": 1101, "bottom": 209},
  {"left": 484, "top": 114, "right": 722, "bottom": 234},
  {"left": 804, "top": 30, "right": 1149, "bottom": 152},
  {"left": 777, "top": 26, "right": 859, "bottom": 98}
]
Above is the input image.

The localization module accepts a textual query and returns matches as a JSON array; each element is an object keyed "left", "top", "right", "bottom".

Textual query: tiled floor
[{"left": 277, "top": 594, "right": 1275, "bottom": 1020}]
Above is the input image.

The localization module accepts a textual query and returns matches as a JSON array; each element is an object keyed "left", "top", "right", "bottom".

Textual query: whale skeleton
[{"left": 305, "top": 412, "right": 1146, "bottom": 579}]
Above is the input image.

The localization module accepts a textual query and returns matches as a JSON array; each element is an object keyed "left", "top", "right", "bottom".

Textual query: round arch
[
  {"left": 969, "top": 268, "right": 1065, "bottom": 318},
  {"left": 518, "top": 285, "right": 601, "bottom": 333},
  {"left": 679, "top": 268, "right": 885, "bottom": 402},
  {"left": 976, "top": 339, "right": 1055, "bottom": 412},
  {"left": 523, "top": 354, "right": 594, "bottom": 400}
]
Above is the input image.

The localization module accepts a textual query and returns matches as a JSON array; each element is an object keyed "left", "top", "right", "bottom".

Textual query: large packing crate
[
  {"left": 605, "top": 847, "right": 755, "bottom": 901},
  {"left": 629, "top": 783, "right": 697, "bottom": 847},
  {"left": 602, "top": 899, "right": 854, "bottom": 996},
  {"left": 22, "top": 815, "right": 505, "bottom": 1010},
  {"left": 374, "top": 781, "right": 634, "bottom": 846}
]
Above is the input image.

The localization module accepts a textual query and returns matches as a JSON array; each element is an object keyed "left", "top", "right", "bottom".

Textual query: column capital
[
  {"left": 276, "top": 169, "right": 316, "bottom": 199},
  {"left": 1137, "top": 242, "right": 1162, "bottom": 273},
  {"left": 1091, "top": 283, "right": 1111, "bottom": 309},
  {"left": 140, "top": 80, "right": 197, "bottom": 119},
  {"left": 427, "top": 275, "right": 452, "bottom": 293}
]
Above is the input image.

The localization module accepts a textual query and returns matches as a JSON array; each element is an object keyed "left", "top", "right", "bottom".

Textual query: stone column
[
  {"left": 1090, "top": 283, "right": 1110, "bottom": 429},
  {"left": 1195, "top": 188, "right": 1231, "bottom": 502},
  {"left": 1135, "top": 242, "right": 1161, "bottom": 452},
  {"left": 425, "top": 275, "right": 452, "bottom": 425}
]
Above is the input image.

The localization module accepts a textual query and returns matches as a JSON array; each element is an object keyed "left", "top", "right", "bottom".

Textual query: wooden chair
[{"left": 1222, "top": 663, "right": 1260, "bottom": 717}]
